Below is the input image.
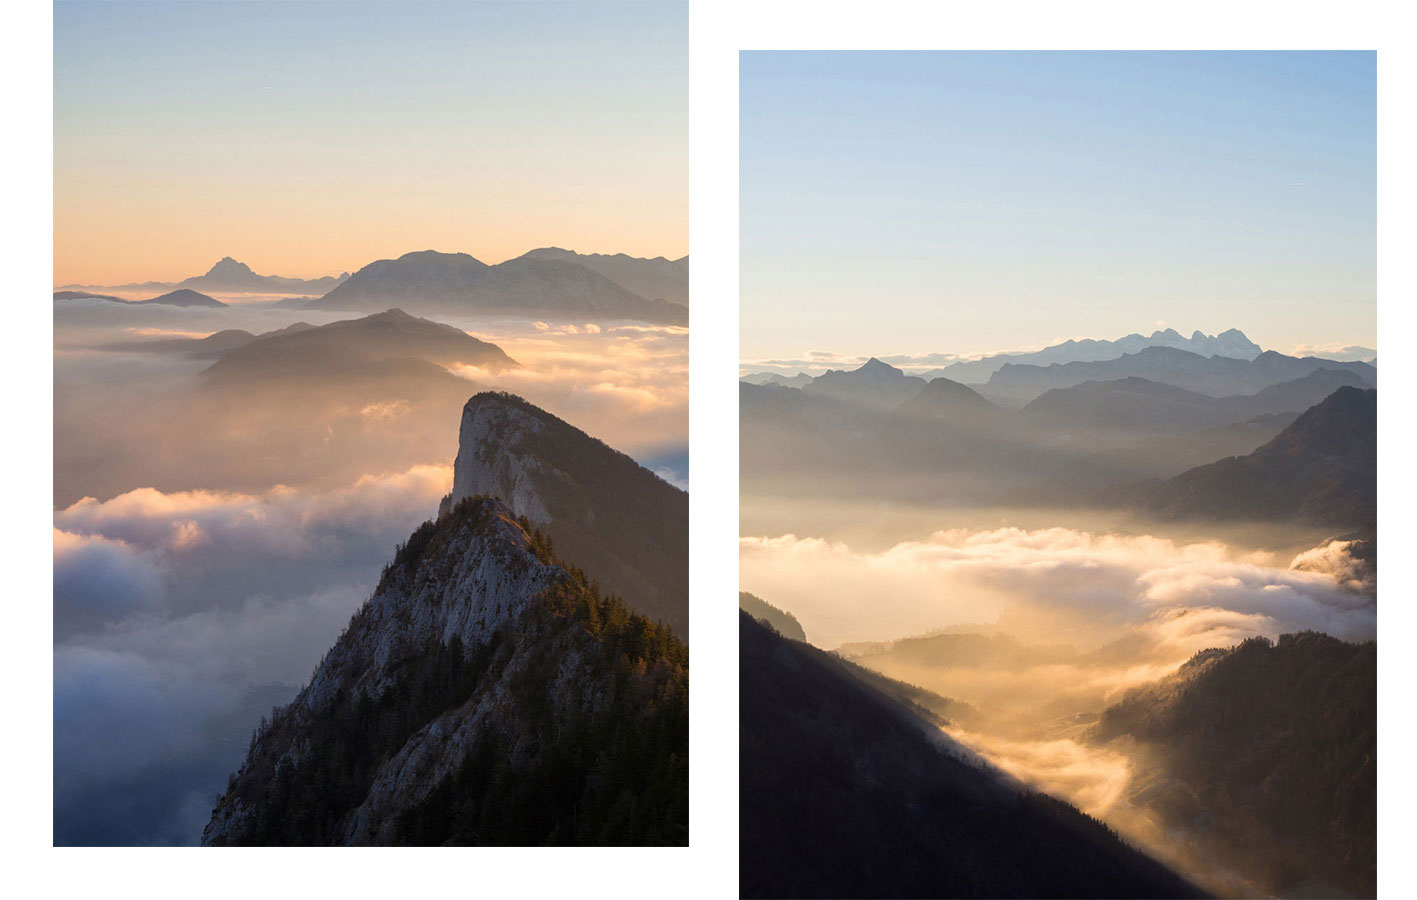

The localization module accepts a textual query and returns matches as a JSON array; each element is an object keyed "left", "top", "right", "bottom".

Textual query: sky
[
  {"left": 54, "top": 0, "right": 686, "bottom": 285},
  {"left": 741, "top": 51, "right": 1376, "bottom": 366}
]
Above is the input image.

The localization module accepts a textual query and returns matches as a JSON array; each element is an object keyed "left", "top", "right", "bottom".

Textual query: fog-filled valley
[
  {"left": 54, "top": 254, "right": 688, "bottom": 845},
  {"left": 740, "top": 329, "right": 1376, "bottom": 898}
]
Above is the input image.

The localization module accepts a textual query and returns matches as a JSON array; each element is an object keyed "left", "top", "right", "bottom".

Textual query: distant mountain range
[
  {"left": 802, "top": 357, "right": 927, "bottom": 412},
  {"left": 520, "top": 247, "right": 688, "bottom": 307},
  {"left": 56, "top": 247, "right": 689, "bottom": 325},
  {"left": 57, "top": 257, "right": 349, "bottom": 295},
  {"left": 925, "top": 327, "right": 1263, "bottom": 381},
  {"left": 741, "top": 328, "right": 1264, "bottom": 385},
  {"left": 980, "top": 346, "right": 1376, "bottom": 407},
  {"left": 1019, "top": 368, "right": 1368, "bottom": 435},
  {"left": 742, "top": 354, "right": 1376, "bottom": 509},
  {"left": 204, "top": 394, "right": 688, "bottom": 845},
  {"left": 741, "top": 371, "right": 814, "bottom": 388},
  {"left": 443, "top": 392, "right": 688, "bottom": 638},
  {"left": 740, "top": 610, "right": 1203, "bottom": 898},
  {"left": 742, "top": 331, "right": 1376, "bottom": 409},
  {"left": 307, "top": 250, "right": 688, "bottom": 325},
  {"left": 55, "top": 288, "right": 228, "bottom": 308}
]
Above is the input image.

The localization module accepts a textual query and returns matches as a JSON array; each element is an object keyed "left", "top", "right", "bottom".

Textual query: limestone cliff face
[
  {"left": 444, "top": 392, "right": 688, "bottom": 639},
  {"left": 203, "top": 494, "right": 688, "bottom": 846},
  {"left": 446, "top": 395, "right": 556, "bottom": 523}
]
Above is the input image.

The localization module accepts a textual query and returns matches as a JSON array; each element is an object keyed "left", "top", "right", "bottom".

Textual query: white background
[{"left": 5, "top": 0, "right": 1416, "bottom": 896}]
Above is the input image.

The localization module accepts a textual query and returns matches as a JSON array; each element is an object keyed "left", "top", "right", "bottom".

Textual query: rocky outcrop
[{"left": 444, "top": 393, "right": 689, "bottom": 638}]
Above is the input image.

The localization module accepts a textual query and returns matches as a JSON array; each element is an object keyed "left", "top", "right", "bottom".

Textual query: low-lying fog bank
[
  {"left": 53, "top": 303, "right": 687, "bottom": 844},
  {"left": 742, "top": 522, "right": 1375, "bottom": 897},
  {"left": 55, "top": 305, "right": 687, "bottom": 505}
]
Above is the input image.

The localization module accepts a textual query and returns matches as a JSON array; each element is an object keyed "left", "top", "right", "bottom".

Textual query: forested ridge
[
  {"left": 1094, "top": 631, "right": 1375, "bottom": 896},
  {"left": 205, "top": 496, "right": 687, "bottom": 846}
]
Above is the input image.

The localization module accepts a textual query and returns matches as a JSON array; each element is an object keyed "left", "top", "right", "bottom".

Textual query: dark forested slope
[
  {"left": 1093, "top": 632, "right": 1376, "bottom": 897},
  {"left": 740, "top": 611, "right": 1204, "bottom": 899}
]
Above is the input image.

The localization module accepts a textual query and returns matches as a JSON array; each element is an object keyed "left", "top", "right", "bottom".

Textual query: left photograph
[{"left": 53, "top": 1, "right": 688, "bottom": 846}]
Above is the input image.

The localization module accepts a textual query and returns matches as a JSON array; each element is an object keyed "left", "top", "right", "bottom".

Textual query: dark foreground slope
[
  {"left": 1093, "top": 633, "right": 1376, "bottom": 898},
  {"left": 203, "top": 496, "right": 687, "bottom": 846},
  {"left": 740, "top": 612, "right": 1203, "bottom": 899},
  {"left": 446, "top": 392, "right": 688, "bottom": 638}
]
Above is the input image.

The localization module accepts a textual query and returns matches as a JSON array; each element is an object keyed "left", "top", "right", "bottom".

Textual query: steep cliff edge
[{"left": 444, "top": 392, "right": 688, "bottom": 638}]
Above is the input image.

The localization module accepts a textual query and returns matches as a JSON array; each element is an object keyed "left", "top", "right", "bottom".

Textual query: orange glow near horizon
[
  {"left": 54, "top": 190, "right": 687, "bottom": 287},
  {"left": 54, "top": 2, "right": 686, "bottom": 288}
]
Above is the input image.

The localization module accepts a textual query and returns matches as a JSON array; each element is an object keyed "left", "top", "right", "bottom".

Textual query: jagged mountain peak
[{"left": 204, "top": 256, "right": 257, "bottom": 277}]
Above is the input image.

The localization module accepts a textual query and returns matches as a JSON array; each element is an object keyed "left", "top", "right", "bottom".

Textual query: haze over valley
[
  {"left": 54, "top": 247, "right": 688, "bottom": 845},
  {"left": 740, "top": 326, "right": 1376, "bottom": 897}
]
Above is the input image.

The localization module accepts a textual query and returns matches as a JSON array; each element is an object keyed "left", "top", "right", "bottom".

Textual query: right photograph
[{"left": 739, "top": 51, "right": 1375, "bottom": 900}]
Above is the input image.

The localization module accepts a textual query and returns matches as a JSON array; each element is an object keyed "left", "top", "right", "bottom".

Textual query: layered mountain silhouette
[
  {"left": 308, "top": 250, "right": 688, "bottom": 325},
  {"left": 1107, "top": 386, "right": 1376, "bottom": 529},
  {"left": 802, "top": 357, "right": 927, "bottom": 411},
  {"left": 57, "top": 310, "right": 519, "bottom": 507},
  {"left": 741, "top": 371, "right": 814, "bottom": 388},
  {"left": 981, "top": 346, "right": 1376, "bottom": 408},
  {"left": 202, "top": 309, "right": 514, "bottom": 384},
  {"left": 1091, "top": 633, "right": 1375, "bottom": 897},
  {"left": 743, "top": 355, "right": 1377, "bottom": 508},
  {"left": 204, "top": 494, "right": 687, "bottom": 845},
  {"left": 442, "top": 392, "right": 688, "bottom": 638},
  {"left": 740, "top": 611, "right": 1203, "bottom": 898},
  {"left": 53, "top": 290, "right": 127, "bottom": 303},
  {"left": 137, "top": 289, "right": 227, "bottom": 307},
  {"left": 519, "top": 247, "right": 689, "bottom": 308},
  {"left": 55, "top": 288, "right": 228, "bottom": 308},
  {"left": 924, "top": 328, "right": 1262, "bottom": 382},
  {"left": 176, "top": 257, "right": 349, "bottom": 293},
  {"left": 56, "top": 257, "right": 348, "bottom": 295},
  {"left": 100, "top": 322, "right": 316, "bottom": 358},
  {"left": 1018, "top": 413, "right": 1299, "bottom": 500},
  {"left": 1020, "top": 368, "right": 1366, "bottom": 436}
]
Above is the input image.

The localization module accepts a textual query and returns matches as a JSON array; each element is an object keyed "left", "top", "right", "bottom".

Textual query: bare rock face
[
  {"left": 446, "top": 396, "right": 555, "bottom": 523},
  {"left": 445, "top": 392, "right": 688, "bottom": 639}
]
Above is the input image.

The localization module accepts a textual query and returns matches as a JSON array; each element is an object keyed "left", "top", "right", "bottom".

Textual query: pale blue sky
[{"left": 741, "top": 51, "right": 1375, "bottom": 366}]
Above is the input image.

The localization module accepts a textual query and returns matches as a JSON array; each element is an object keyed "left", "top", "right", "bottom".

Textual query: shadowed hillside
[
  {"left": 740, "top": 611, "right": 1205, "bottom": 899},
  {"left": 1109, "top": 386, "right": 1376, "bottom": 529},
  {"left": 1092, "top": 632, "right": 1375, "bottom": 897}
]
